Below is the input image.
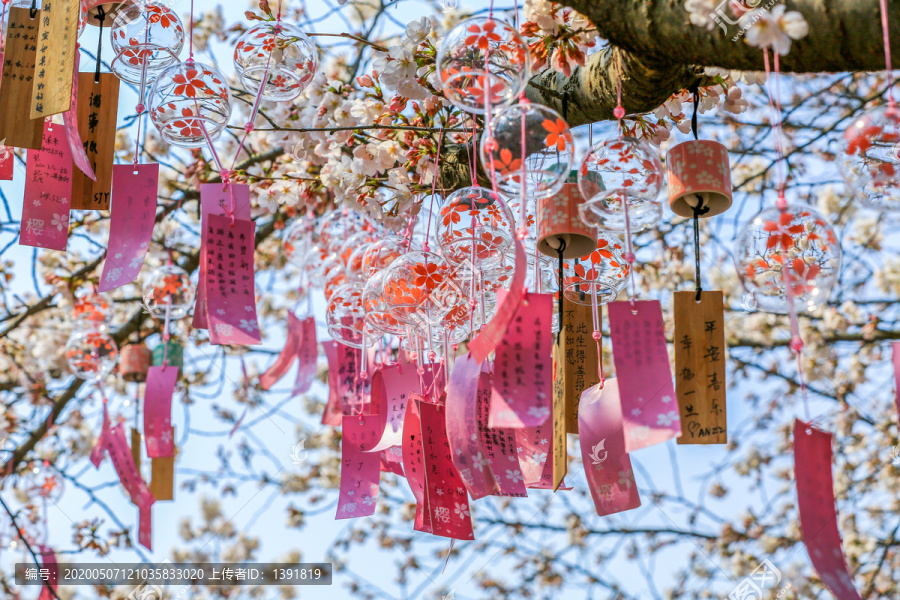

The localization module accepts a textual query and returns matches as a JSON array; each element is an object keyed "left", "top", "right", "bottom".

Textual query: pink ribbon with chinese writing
[
  {"left": 20, "top": 120, "right": 73, "bottom": 251},
  {"left": 418, "top": 400, "right": 475, "bottom": 540},
  {"left": 205, "top": 214, "right": 262, "bottom": 345},
  {"left": 578, "top": 379, "right": 641, "bottom": 516},
  {"left": 489, "top": 292, "right": 553, "bottom": 428},
  {"left": 608, "top": 300, "right": 681, "bottom": 452},
  {"left": 194, "top": 184, "right": 251, "bottom": 330},
  {"left": 98, "top": 164, "right": 159, "bottom": 292},
  {"left": 445, "top": 354, "right": 495, "bottom": 499},
  {"left": 89, "top": 402, "right": 111, "bottom": 468},
  {"left": 144, "top": 366, "right": 178, "bottom": 458},
  {"left": 793, "top": 420, "right": 863, "bottom": 600},
  {"left": 401, "top": 398, "right": 431, "bottom": 533},
  {"left": 336, "top": 414, "right": 382, "bottom": 519},
  {"left": 322, "top": 341, "right": 371, "bottom": 423},
  {"left": 468, "top": 236, "right": 526, "bottom": 363},
  {"left": 62, "top": 51, "right": 96, "bottom": 182},
  {"left": 260, "top": 313, "right": 303, "bottom": 390}
]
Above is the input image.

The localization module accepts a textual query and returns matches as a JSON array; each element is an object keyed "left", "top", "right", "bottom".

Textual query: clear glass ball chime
[{"left": 142, "top": 263, "right": 196, "bottom": 321}]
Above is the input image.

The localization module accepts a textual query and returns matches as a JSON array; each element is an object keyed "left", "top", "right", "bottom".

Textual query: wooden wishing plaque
[
  {"left": 71, "top": 73, "right": 120, "bottom": 210},
  {"left": 0, "top": 8, "right": 44, "bottom": 149},
  {"left": 556, "top": 302, "right": 601, "bottom": 434},
  {"left": 552, "top": 354, "right": 567, "bottom": 491},
  {"left": 674, "top": 291, "right": 727, "bottom": 444},
  {"left": 31, "top": 0, "right": 80, "bottom": 119},
  {"left": 150, "top": 427, "right": 176, "bottom": 501}
]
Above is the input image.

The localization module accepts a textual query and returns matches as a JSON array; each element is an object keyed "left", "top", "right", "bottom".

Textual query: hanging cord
[
  {"left": 29, "top": 0, "right": 37, "bottom": 19},
  {"left": 689, "top": 86, "right": 710, "bottom": 301},
  {"left": 555, "top": 240, "right": 567, "bottom": 345},
  {"left": 94, "top": 7, "right": 106, "bottom": 83},
  {"left": 879, "top": 0, "right": 896, "bottom": 107}
]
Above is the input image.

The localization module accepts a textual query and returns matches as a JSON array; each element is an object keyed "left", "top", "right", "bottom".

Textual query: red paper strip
[
  {"left": 418, "top": 400, "right": 475, "bottom": 540},
  {"left": 37, "top": 547, "right": 58, "bottom": 600},
  {"left": 401, "top": 398, "right": 431, "bottom": 533},
  {"left": 369, "top": 361, "right": 421, "bottom": 452},
  {"left": 578, "top": 380, "right": 641, "bottom": 515},
  {"left": 205, "top": 214, "right": 261, "bottom": 345},
  {"left": 336, "top": 414, "right": 382, "bottom": 519},
  {"left": 260, "top": 313, "right": 302, "bottom": 390},
  {"left": 99, "top": 164, "right": 159, "bottom": 291},
  {"left": 292, "top": 316, "right": 318, "bottom": 395},
  {"left": 446, "top": 354, "right": 494, "bottom": 499},
  {"left": 194, "top": 184, "right": 251, "bottom": 329},
  {"left": 102, "top": 424, "right": 155, "bottom": 550},
  {"left": 490, "top": 292, "right": 553, "bottom": 428},
  {"left": 323, "top": 341, "right": 371, "bottom": 423},
  {"left": 144, "top": 366, "right": 178, "bottom": 458},
  {"left": 62, "top": 52, "right": 96, "bottom": 182},
  {"left": 793, "top": 420, "right": 862, "bottom": 600},
  {"left": 608, "top": 300, "right": 681, "bottom": 452},
  {"left": 89, "top": 403, "right": 111, "bottom": 468},
  {"left": 469, "top": 236, "right": 526, "bottom": 363},
  {"left": 20, "top": 120, "right": 72, "bottom": 251},
  {"left": 0, "top": 123, "right": 14, "bottom": 179}
]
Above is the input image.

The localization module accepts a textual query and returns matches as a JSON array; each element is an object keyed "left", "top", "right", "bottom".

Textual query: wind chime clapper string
[
  {"left": 612, "top": 49, "right": 638, "bottom": 314},
  {"left": 763, "top": 48, "right": 811, "bottom": 420},
  {"left": 688, "top": 85, "right": 711, "bottom": 303}
]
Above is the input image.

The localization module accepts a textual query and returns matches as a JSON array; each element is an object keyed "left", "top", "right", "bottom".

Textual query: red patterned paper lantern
[
  {"left": 537, "top": 176, "right": 598, "bottom": 259},
  {"left": 119, "top": 343, "right": 151, "bottom": 383},
  {"left": 665, "top": 140, "right": 732, "bottom": 218}
]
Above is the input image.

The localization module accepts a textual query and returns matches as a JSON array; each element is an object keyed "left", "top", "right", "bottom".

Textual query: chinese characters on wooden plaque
[
  {"left": 556, "top": 302, "right": 601, "bottom": 433},
  {"left": 70, "top": 73, "right": 120, "bottom": 209},
  {"left": 31, "top": 0, "right": 80, "bottom": 119},
  {"left": 674, "top": 291, "right": 727, "bottom": 444},
  {"left": 0, "top": 8, "right": 44, "bottom": 149}
]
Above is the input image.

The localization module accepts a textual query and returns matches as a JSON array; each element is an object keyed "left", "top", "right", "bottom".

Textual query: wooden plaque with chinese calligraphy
[
  {"left": 150, "top": 427, "right": 175, "bottom": 501},
  {"left": 31, "top": 0, "right": 80, "bottom": 119},
  {"left": 557, "top": 303, "right": 601, "bottom": 434},
  {"left": 674, "top": 291, "right": 727, "bottom": 445},
  {"left": 0, "top": 8, "right": 44, "bottom": 149},
  {"left": 70, "top": 73, "right": 120, "bottom": 210}
]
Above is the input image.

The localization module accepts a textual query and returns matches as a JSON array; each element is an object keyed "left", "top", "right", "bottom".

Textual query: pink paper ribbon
[
  {"left": 336, "top": 414, "right": 382, "bottom": 519},
  {"left": 793, "top": 419, "right": 862, "bottom": 600},
  {"left": 20, "top": 120, "right": 73, "bottom": 251},
  {"left": 468, "top": 236, "right": 526, "bottom": 363},
  {"left": 98, "top": 164, "right": 159, "bottom": 292},
  {"left": 445, "top": 354, "right": 495, "bottom": 499},
  {"left": 205, "top": 214, "right": 262, "bottom": 346},
  {"left": 401, "top": 398, "right": 431, "bottom": 533},
  {"left": 193, "top": 184, "right": 251, "bottom": 330},
  {"left": 368, "top": 361, "right": 420, "bottom": 452},
  {"left": 578, "top": 379, "right": 641, "bottom": 515},
  {"left": 292, "top": 316, "right": 318, "bottom": 395},
  {"left": 489, "top": 292, "right": 553, "bottom": 428},
  {"left": 62, "top": 52, "right": 96, "bottom": 182},
  {"left": 380, "top": 446, "right": 404, "bottom": 476},
  {"left": 260, "top": 313, "right": 303, "bottom": 390},
  {"left": 144, "top": 366, "right": 178, "bottom": 458},
  {"left": 37, "top": 546, "right": 58, "bottom": 600},
  {"left": 608, "top": 300, "right": 681, "bottom": 452}
]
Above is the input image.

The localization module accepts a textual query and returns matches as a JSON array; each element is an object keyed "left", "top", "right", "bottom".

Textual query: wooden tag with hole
[
  {"left": 70, "top": 73, "right": 120, "bottom": 210},
  {"left": 150, "top": 427, "right": 175, "bottom": 501},
  {"left": 0, "top": 8, "right": 44, "bottom": 149},
  {"left": 556, "top": 302, "right": 601, "bottom": 434},
  {"left": 674, "top": 291, "right": 727, "bottom": 444},
  {"left": 31, "top": 0, "right": 79, "bottom": 119},
  {"left": 552, "top": 353, "right": 567, "bottom": 491}
]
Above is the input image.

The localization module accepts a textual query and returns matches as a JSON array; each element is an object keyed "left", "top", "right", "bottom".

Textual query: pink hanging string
[
  {"left": 612, "top": 50, "right": 637, "bottom": 311},
  {"left": 763, "top": 48, "right": 811, "bottom": 421},
  {"left": 879, "top": 0, "right": 896, "bottom": 106}
]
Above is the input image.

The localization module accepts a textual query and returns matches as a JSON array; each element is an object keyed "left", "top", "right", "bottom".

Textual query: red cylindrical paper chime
[
  {"left": 537, "top": 173, "right": 598, "bottom": 259},
  {"left": 119, "top": 343, "right": 151, "bottom": 382},
  {"left": 665, "top": 140, "right": 733, "bottom": 218}
]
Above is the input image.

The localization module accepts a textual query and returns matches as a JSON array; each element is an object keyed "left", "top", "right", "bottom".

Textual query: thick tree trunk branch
[{"left": 560, "top": 0, "right": 900, "bottom": 74}]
